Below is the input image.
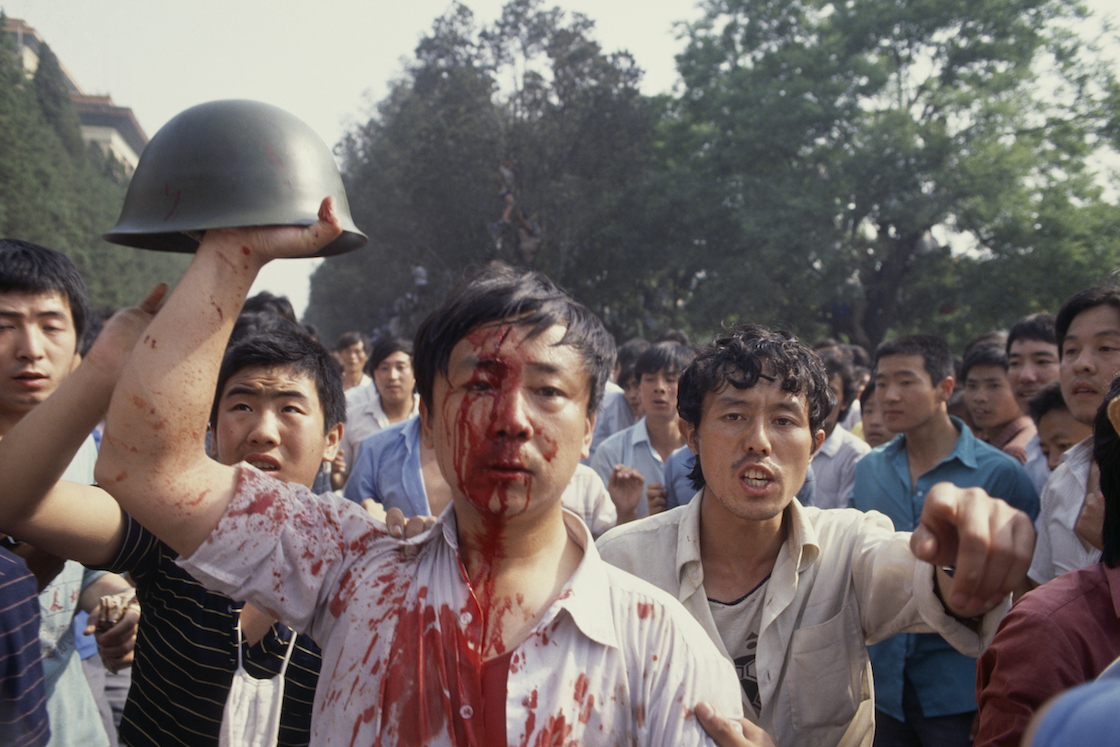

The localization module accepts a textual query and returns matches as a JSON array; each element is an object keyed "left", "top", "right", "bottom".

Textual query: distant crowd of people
[{"left": 3, "top": 217, "right": 1120, "bottom": 747}]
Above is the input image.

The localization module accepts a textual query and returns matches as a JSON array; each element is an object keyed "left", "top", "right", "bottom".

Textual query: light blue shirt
[
  {"left": 850, "top": 417, "right": 1039, "bottom": 720},
  {"left": 591, "top": 418, "right": 664, "bottom": 518},
  {"left": 342, "top": 418, "right": 430, "bottom": 518}
]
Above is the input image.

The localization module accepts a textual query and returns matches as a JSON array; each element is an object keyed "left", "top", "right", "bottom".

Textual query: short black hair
[
  {"left": 367, "top": 336, "right": 413, "bottom": 372},
  {"left": 960, "top": 343, "right": 1009, "bottom": 384},
  {"left": 1056, "top": 284, "right": 1120, "bottom": 359},
  {"left": 412, "top": 265, "right": 615, "bottom": 416},
  {"left": 1092, "top": 375, "right": 1120, "bottom": 567},
  {"left": 1006, "top": 313, "right": 1056, "bottom": 353},
  {"left": 859, "top": 379, "right": 877, "bottom": 407},
  {"left": 874, "top": 334, "right": 954, "bottom": 386},
  {"left": 1027, "top": 380, "right": 1068, "bottom": 424},
  {"left": 211, "top": 326, "right": 345, "bottom": 433},
  {"left": 0, "top": 239, "right": 90, "bottom": 346},
  {"left": 678, "top": 324, "right": 833, "bottom": 491},
  {"left": 634, "top": 341, "right": 696, "bottom": 381},
  {"left": 334, "top": 331, "right": 367, "bottom": 353},
  {"left": 242, "top": 291, "right": 297, "bottom": 324},
  {"left": 818, "top": 347, "right": 856, "bottom": 410}
]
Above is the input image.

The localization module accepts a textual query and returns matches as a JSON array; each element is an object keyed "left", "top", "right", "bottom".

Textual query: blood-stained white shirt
[{"left": 180, "top": 465, "right": 742, "bottom": 746}]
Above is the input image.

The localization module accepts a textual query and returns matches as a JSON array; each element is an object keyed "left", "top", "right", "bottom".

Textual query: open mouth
[
  {"left": 739, "top": 466, "right": 774, "bottom": 488},
  {"left": 245, "top": 455, "right": 282, "bottom": 472}
]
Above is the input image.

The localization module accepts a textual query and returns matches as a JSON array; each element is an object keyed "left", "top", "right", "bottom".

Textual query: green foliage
[
  {"left": 661, "top": 0, "right": 1120, "bottom": 348},
  {"left": 307, "top": 0, "right": 654, "bottom": 343},
  {"left": 0, "top": 14, "right": 189, "bottom": 312},
  {"left": 307, "top": 0, "right": 1120, "bottom": 353}
]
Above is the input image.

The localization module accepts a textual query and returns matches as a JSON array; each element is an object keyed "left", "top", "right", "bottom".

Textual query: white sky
[
  {"left": 3, "top": 0, "right": 1117, "bottom": 317},
  {"left": 2, "top": 0, "right": 697, "bottom": 316}
]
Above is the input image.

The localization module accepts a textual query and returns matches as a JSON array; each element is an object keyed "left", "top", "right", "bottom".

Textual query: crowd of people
[{"left": 1, "top": 202, "right": 1119, "bottom": 747}]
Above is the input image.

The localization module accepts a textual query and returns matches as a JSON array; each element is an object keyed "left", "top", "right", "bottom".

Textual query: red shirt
[{"left": 975, "top": 563, "right": 1120, "bottom": 747}]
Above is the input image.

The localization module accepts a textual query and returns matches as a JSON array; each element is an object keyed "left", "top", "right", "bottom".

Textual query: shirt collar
[
  {"left": 818, "top": 426, "right": 845, "bottom": 457},
  {"left": 1060, "top": 436, "right": 1094, "bottom": 468},
  {"left": 889, "top": 415, "right": 976, "bottom": 469},
  {"left": 673, "top": 491, "right": 822, "bottom": 590},
  {"left": 633, "top": 417, "right": 652, "bottom": 446},
  {"left": 435, "top": 505, "right": 620, "bottom": 651}
]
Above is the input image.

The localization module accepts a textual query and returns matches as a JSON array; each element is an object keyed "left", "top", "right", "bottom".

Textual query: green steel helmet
[{"left": 103, "top": 99, "right": 367, "bottom": 257}]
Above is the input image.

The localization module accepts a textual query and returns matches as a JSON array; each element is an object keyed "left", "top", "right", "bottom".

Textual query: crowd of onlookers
[{"left": 3, "top": 229, "right": 1120, "bottom": 747}]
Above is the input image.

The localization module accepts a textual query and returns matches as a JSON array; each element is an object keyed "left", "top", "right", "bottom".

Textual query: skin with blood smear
[{"left": 424, "top": 321, "right": 592, "bottom": 658}]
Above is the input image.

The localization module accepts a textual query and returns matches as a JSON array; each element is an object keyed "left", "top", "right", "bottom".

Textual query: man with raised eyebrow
[
  {"left": 95, "top": 200, "right": 750, "bottom": 746},
  {"left": 598, "top": 323, "right": 1036, "bottom": 747}
]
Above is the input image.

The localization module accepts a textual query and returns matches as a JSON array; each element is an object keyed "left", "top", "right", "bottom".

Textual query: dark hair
[
  {"left": 242, "top": 291, "right": 297, "bottom": 324},
  {"left": 678, "top": 324, "right": 833, "bottom": 490},
  {"left": 818, "top": 347, "right": 856, "bottom": 410},
  {"left": 367, "top": 336, "right": 413, "bottom": 373},
  {"left": 848, "top": 344, "right": 871, "bottom": 370},
  {"left": 960, "top": 343, "right": 1009, "bottom": 383},
  {"left": 0, "top": 239, "right": 90, "bottom": 346},
  {"left": 654, "top": 329, "right": 691, "bottom": 345},
  {"left": 1027, "top": 380, "right": 1068, "bottom": 424},
  {"left": 1092, "top": 375, "right": 1120, "bottom": 567},
  {"left": 634, "top": 341, "right": 696, "bottom": 381},
  {"left": 1006, "top": 313, "right": 1056, "bottom": 353},
  {"left": 874, "top": 334, "right": 954, "bottom": 386},
  {"left": 211, "top": 326, "right": 346, "bottom": 433},
  {"left": 333, "top": 331, "right": 367, "bottom": 354},
  {"left": 617, "top": 338, "right": 650, "bottom": 373},
  {"left": 859, "top": 379, "right": 877, "bottom": 407},
  {"left": 1056, "top": 284, "right": 1120, "bottom": 359},
  {"left": 616, "top": 338, "right": 650, "bottom": 391},
  {"left": 412, "top": 265, "right": 615, "bottom": 416},
  {"left": 229, "top": 311, "right": 305, "bottom": 347}
]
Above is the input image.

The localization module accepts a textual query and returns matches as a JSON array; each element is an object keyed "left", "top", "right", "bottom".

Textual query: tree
[
  {"left": 659, "top": 0, "right": 1120, "bottom": 349},
  {"left": 306, "top": 0, "right": 655, "bottom": 343},
  {"left": 0, "top": 15, "right": 190, "bottom": 313}
]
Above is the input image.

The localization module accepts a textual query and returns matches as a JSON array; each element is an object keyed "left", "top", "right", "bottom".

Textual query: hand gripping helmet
[{"left": 103, "top": 100, "right": 367, "bottom": 257}]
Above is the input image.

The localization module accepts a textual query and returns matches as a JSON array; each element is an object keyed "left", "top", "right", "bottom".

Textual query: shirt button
[
  {"left": 460, "top": 705, "right": 474, "bottom": 719},
  {"left": 459, "top": 612, "right": 472, "bottom": 627}
]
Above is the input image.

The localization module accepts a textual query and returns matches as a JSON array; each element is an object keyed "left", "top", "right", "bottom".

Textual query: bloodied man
[{"left": 95, "top": 202, "right": 745, "bottom": 745}]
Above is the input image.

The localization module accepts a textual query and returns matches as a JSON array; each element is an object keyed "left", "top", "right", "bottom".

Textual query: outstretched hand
[
  {"left": 608, "top": 464, "right": 646, "bottom": 522},
  {"left": 202, "top": 196, "right": 343, "bottom": 265},
  {"left": 82, "top": 283, "right": 167, "bottom": 377},
  {"left": 910, "top": 483, "right": 1035, "bottom": 617}
]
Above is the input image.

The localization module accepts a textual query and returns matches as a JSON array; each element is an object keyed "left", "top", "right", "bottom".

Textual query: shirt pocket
[{"left": 788, "top": 604, "right": 867, "bottom": 730}]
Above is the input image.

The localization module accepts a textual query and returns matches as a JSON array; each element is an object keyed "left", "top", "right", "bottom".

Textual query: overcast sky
[{"left": 4, "top": 0, "right": 1117, "bottom": 317}]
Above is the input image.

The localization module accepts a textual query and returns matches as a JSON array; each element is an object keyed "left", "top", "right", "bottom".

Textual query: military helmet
[{"left": 104, "top": 100, "right": 366, "bottom": 257}]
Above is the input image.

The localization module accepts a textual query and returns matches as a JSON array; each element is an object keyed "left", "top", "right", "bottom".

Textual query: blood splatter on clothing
[{"left": 180, "top": 465, "right": 742, "bottom": 745}]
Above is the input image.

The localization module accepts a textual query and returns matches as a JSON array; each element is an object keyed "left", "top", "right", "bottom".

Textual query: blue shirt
[
  {"left": 0, "top": 547, "right": 49, "bottom": 747},
  {"left": 663, "top": 445, "right": 817, "bottom": 509},
  {"left": 850, "top": 417, "right": 1039, "bottom": 720},
  {"left": 342, "top": 418, "right": 430, "bottom": 517}
]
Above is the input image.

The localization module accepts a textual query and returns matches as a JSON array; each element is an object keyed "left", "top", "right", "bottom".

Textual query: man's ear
[
  {"left": 582, "top": 409, "right": 595, "bottom": 461},
  {"left": 419, "top": 399, "right": 434, "bottom": 448},
  {"left": 681, "top": 419, "right": 700, "bottom": 455},
  {"left": 70, "top": 351, "right": 82, "bottom": 374},
  {"left": 321, "top": 422, "right": 343, "bottom": 462},
  {"left": 936, "top": 375, "right": 955, "bottom": 404},
  {"left": 811, "top": 428, "right": 826, "bottom": 454}
]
